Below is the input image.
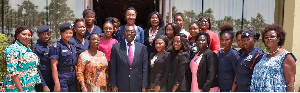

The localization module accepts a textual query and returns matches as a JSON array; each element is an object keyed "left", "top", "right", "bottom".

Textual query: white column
[
  {"left": 168, "top": 0, "right": 172, "bottom": 23},
  {"left": 159, "top": 0, "right": 162, "bottom": 14},
  {"left": 163, "top": 0, "right": 166, "bottom": 24}
]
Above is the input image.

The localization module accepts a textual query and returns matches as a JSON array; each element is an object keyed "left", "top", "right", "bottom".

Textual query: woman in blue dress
[
  {"left": 83, "top": 9, "right": 103, "bottom": 39},
  {"left": 217, "top": 23, "right": 239, "bottom": 92},
  {"left": 69, "top": 19, "right": 89, "bottom": 55},
  {"left": 2, "top": 26, "right": 41, "bottom": 92},
  {"left": 250, "top": 24, "right": 296, "bottom": 92}
]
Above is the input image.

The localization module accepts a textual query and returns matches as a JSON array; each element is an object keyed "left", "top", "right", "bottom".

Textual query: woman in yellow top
[{"left": 76, "top": 34, "right": 108, "bottom": 92}]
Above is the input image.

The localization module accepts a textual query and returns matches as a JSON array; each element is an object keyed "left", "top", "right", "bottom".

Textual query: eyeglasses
[
  {"left": 264, "top": 36, "right": 277, "bottom": 40},
  {"left": 200, "top": 21, "right": 208, "bottom": 23},
  {"left": 126, "top": 14, "right": 136, "bottom": 18},
  {"left": 125, "top": 30, "right": 136, "bottom": 34},
  {"left": 151, "top": 17, "right": 159, "bottom": 20},
  {"left": 104, "top": 27, "right": 113, "bottom": 31}
]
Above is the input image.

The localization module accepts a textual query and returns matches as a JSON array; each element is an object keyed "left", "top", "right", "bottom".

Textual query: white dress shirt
[{"left": 125, "top": 39, "right": 135, "bottom": 57}]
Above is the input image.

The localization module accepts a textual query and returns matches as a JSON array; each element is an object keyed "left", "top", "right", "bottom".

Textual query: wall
[{"left": 282, "top": 0, "right": 300, "bottom": 91}]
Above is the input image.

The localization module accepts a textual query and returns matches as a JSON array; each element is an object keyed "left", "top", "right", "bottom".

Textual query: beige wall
[{"left": 282, "top": 0, "right": 300, "bottom": 91}]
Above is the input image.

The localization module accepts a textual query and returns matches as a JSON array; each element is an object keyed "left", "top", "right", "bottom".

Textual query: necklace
[
  {"left": 267, "top": 46, "right": 280, "bottom": 55},
  {"left": 88, "top": 49, "right": 97, "bottom": 56}
]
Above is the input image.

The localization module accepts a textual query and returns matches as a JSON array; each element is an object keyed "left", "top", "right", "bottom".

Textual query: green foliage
[
  {"left": 0, "top": 33, "right": 9, "bottom": 83},
  {"left": 2, "top": 0, "right": 75, "bottom": 42},
  {"left": 48, "top": 0, "right": 75, "bottom": 39}
]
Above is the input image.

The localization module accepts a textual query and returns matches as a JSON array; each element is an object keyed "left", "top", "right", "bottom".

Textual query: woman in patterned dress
[
  {"left": 2, "top": 26, "right": 41, "bottom": 92},
  {"left": 250, "top": 24, "right": 296, "bottom": 92},
  {"left": 76, "top": 34, "right": 108, "bottom": 92},
  {"left": 188, "top": 21, "right": 201, "bottom": 60}
]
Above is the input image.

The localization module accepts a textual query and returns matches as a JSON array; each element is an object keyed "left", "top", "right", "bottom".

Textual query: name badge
[
  {"left": 245, "top": 55, "right": 253, "bottom": 61},
  {"left": 62, "top": 50, "right": 68, "bottom": 53}
]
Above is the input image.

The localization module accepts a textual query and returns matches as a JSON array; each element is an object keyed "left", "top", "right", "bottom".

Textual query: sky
[{"left": 166, "top": 0, "right": 275, "bottom": 24}]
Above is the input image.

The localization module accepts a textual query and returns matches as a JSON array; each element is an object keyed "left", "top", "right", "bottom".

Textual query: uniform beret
[
  {"left": 241, "top": 29, "right": 260, "bottom": 39},
  {"left": 59, "top": 22, "right": 73, "bottom": 32},
  {"left": 37, "top": 26, "right": 51, "bottom": 33}
]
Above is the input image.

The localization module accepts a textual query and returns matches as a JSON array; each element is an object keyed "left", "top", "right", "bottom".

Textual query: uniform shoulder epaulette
[{"left": 53, "top": 42, "right": 57, "bottom": 48}]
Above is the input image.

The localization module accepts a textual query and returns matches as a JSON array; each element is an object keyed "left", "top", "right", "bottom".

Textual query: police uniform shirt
[
  {"left": 236, "top": 47, "right": 263, "bottom": 85},
  {"left": 33, "top": 40, "right": 53, "bottom": 87},
  {"left": 33, "top": 40, "right": 51, "bottom": 71},
  {"left": 69, "top": 37, "right": 89, "bottom": 55},
  {"left": 84, "top": 25, "right": 103, "bottom": 39},
  {"left": 49, "top": 39, "right": 77, "bottom": 67}
]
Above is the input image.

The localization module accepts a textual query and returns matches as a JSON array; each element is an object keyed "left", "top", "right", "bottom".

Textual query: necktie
[{"left": 127, "top": 42, "right": 133, "bottom": 66}]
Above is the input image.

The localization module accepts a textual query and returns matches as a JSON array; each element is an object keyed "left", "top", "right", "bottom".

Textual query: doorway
[{"left": 93, "top": 0, "right": 159, "bottom": 29}]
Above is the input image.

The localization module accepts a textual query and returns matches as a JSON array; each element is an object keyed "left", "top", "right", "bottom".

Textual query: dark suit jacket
[
  {"left": 149, "top": 51, "right": 172, "bottom": 88},
  {"left": 187, "top": 48, "right": 218, "bottom": 92},
  {"left": 144, "top": 27, "right": 165, "bottom": 57},
  {"left": 167, "top": 52, "right": 190, "bottom": 92},
  {"left": 109, "top": 41, "right": 149, "bottom": 92}
]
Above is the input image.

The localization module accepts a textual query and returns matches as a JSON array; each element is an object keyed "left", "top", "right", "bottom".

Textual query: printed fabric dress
[
  {"left": 2, "top": 41, "right": 41, "bottom": 92},
  {"left": 250, "top": 50, "right": 296, "bottom": 92},
  {"left": 76, "top": 51, "right": 108, "bottom": 92}
]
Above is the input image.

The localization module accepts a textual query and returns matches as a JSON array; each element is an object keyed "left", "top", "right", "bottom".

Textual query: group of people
[{"left": 1, "top": 7, "right": 297, "bottom": 92}]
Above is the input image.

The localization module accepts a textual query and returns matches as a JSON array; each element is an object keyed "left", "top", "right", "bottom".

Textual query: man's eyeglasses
[{"left": 125, "top": 30, "right": 136, "bottom": 34}]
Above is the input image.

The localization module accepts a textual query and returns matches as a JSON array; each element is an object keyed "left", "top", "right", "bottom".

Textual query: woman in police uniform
[
  {"left": 235, "top": 29, "right": 264, "bottom": 92},
  {"left": 49, "top": 22, "right": 78, "bottom": 92},
  {"left": 33, "top": 26, "right": 53, "bottom": 92}
]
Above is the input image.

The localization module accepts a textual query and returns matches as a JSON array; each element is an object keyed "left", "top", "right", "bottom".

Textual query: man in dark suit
[{"left": 110, "top": 25, "right": 149, "bottom": 92}]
